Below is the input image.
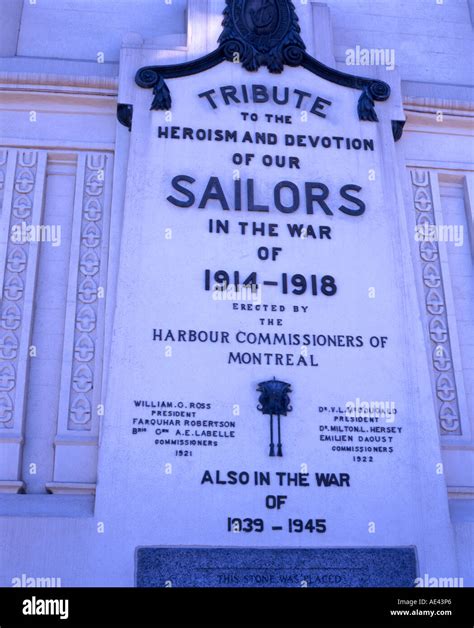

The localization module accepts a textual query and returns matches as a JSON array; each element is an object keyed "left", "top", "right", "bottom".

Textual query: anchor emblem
[
  {"left": 257, "top": 377, "right": 292, "bottom": 456},
  {"left": 245, "top": 0, "right": 279, "bottom": 35}
]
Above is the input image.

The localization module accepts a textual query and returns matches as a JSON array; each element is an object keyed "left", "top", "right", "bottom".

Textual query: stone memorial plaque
[
  {"left": 136, "top": 547, "right": 417, "bottom": 588},
  {"left": 95, "top": 0, "right": 457, "bottom": 586}
]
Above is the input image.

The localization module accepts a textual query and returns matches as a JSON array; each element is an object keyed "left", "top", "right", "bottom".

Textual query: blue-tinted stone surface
[{"left": 136, "top": 547, "right": 417, "bottom": 587}]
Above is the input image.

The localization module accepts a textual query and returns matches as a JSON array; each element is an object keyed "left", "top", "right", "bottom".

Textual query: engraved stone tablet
[{"left": 136, "top": 547, "right": 417, "bottom": 587}]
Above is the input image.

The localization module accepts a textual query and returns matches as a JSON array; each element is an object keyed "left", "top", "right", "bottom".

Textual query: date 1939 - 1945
[{"left": 227, "top": 517, "right": 327, "bottom": 533}]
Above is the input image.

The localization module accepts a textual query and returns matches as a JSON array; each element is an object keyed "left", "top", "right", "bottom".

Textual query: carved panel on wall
[
  {"left": 67, "top": 153, "right": 107, "bottom": 431},
  {"left": 410, "top": 169, "right": 462, "bottom": 436},
  {"left": 0, "top": 149, "right": 8, "bottom": 212},
  {"left": 0, "top": 151, "right": 38, "bottom": 429}
]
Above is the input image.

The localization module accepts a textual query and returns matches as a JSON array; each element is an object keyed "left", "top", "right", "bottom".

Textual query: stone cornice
[
  {"left": 0, "top": 71, "right": 118, "bottom": 95},
  {"left": 0, "top": 70, "right": 473, "bottom": 118},
  {"left": 403, "top": 95, "right": 474, "bottom": 115}
]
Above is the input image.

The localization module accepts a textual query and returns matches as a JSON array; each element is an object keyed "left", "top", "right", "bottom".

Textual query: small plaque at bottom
[{"left": 136, "top": 547, "right": 417, "bottom": 587}]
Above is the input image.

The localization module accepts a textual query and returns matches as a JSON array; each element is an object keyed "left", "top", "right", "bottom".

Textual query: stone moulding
[
  {"left": 0, "top": 71, "right": 118, "bottom": 95},
  {"left": 410, "top": 168, "right": 462, "bottom": 436},
  {"left": 403, "top": 96, "right": 474, "bottom": 114},
  {"left": 134, "top": 0, "right": 397, "bottom": 137}
]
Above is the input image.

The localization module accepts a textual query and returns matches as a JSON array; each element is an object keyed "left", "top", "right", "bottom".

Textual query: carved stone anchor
[{"left": 257, "top": 377, "right": 292, "bottom": 456}]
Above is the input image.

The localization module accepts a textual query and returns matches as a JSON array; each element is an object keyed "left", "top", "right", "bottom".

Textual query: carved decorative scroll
[{"left": 134, "top": 0, "right": 391, "bottom": 126}]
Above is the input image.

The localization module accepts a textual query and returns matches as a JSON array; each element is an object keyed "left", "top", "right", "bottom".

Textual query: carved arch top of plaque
[{"left": 130, "top": 0, "right": 399, "bottom": 136}]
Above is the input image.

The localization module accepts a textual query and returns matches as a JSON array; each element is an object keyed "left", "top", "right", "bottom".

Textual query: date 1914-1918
[{"left": 205, "top": 270, "right": 337, "bottom": 297}]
